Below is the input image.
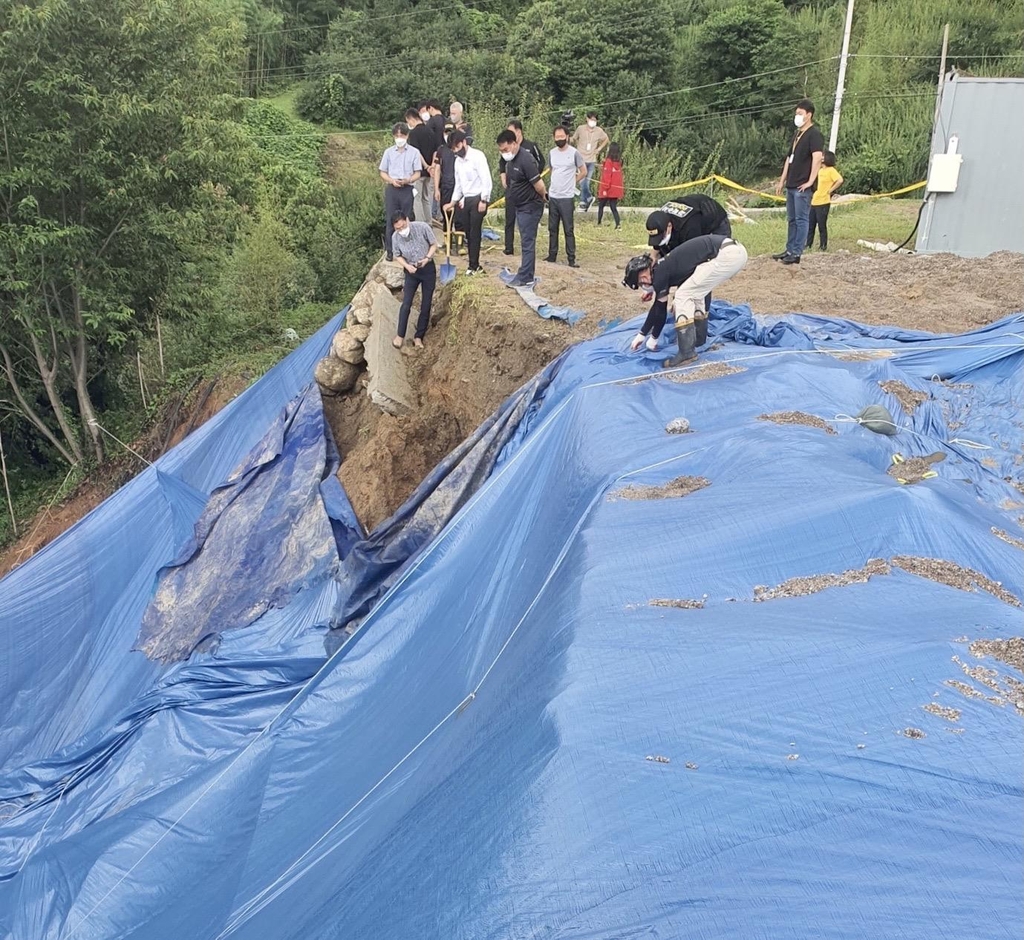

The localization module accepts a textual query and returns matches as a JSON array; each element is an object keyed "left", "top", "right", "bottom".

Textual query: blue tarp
[{"left": 1, "top": 303, "right": 1022, "bottom": 939}]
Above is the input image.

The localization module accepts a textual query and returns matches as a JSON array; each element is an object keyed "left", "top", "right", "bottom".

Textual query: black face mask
[
  {"left": 455, "top": 148, "right": 466, "bottom": 159},
  {"left": 555, "top": 138, "right": 568, "bottom": 148}
]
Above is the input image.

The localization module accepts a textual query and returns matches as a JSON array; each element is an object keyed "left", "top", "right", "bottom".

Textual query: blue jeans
[
  {"left": 580, "top": 162, "right": 596, "bottom": 206},
  {"left": 785, "top": 187, "right": 813, "bottom": 257},
  {"left": 514, "top": 204, "right": 543, "bottom": 282}
]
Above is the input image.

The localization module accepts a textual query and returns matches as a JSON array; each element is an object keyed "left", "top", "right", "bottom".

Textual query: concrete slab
[{"left": 365, "top": 288, "right": 416, "bottom": 416}]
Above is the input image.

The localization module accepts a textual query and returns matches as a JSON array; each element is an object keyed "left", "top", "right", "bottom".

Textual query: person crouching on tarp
[{"left": 622, "top": 234, "right": 748, "bottom": 367}]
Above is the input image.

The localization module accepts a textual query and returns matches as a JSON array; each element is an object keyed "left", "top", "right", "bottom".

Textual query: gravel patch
[
  {"left": 970, "top": 637, "right": 1024, "bottom": 674},
  {"left": 612, "top": 475, "right": 711, "bottom": 501},
  {"left": 758, "top": 411, "right": 837, "bottom": 435},
  {"left": 879, "top": 379, "right": 928, "bottom": 415},
  {"left": 901, "top": 727, "right": 926, "bottom": 739},
  {"left": 887, "top": 453, "right": 945, "bottom": 484},
  {"left": 892, "top": 555, "right": 1021, "bottom": 607},
  {"left": 923, "top": 703, "right": 961, "bottom": 722},
  {"left": 993, "top": 527, "right": 1024, "bottom": 551},
  {"left": 664, "top": 361, "right": 744, "bottom": 384},
  {"left": 753, "top": 559, "right": 890, "bottom": 602},
  {"left": 665, "top": 417, "right": 691, "bottom": 434},
  {"left": 650, "top": 598, "right": 705, "bottom": 609}
]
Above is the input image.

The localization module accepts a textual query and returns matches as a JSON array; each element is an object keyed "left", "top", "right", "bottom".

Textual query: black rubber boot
[
  {"left": 695, "top": 314, "right": 708, "bottom": 347},
  {"left": 662, "top": 321, "right": 698, "bottom": 369}
]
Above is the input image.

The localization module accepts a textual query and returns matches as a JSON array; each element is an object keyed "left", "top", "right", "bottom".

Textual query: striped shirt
[{"left": 392, "top": 221, "right": 437, "bottom": 266}]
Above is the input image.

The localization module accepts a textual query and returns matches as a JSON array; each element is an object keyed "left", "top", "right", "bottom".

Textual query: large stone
[
  {"left": 331, "top": 328, "right": 365, "bottom": 365},
  {"left": 314, "top": 356, "right": 361, "bottom": 394},
  {"left": 349, "top": 322, "right": 371, "bottom": 343},
  {"left": 364, "top": 288, "right": 415, "bottom": 416},
  {"left": 377, "top": 259, "right": 406, "bottom": 291},
  {"left": 348, "top": 279, "right": 393, "bottom": 326}
]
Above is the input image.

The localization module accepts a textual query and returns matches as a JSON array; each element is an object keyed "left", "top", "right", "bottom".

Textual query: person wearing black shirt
[
  {"left": 774, "top": 98, "right": 824, "bottom": 265},
  {"left": 436, "top": 122, "right": 463, "bottom": 236},
  {"left": 497, "top": 129, "right": 547, "bottom": 287},
  {"left": 646, "top": 194, "right": 732, "bottom": 317},
  {"left": 645, "top": 195, "right": 731, "bottom": 259},
  {"left": 502, "top": 119, "right": 545, "bottom": 255},
  {"left": 622, "top": 234, "right": 748, "bottom": 367},
  {"left": 405, "top": 109, "right": 436, "bottom": 226}
]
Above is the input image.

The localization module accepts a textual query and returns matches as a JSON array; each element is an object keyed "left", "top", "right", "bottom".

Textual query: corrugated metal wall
[{"left": 917, "top": 75, "right": 1024, "bottom": 257}]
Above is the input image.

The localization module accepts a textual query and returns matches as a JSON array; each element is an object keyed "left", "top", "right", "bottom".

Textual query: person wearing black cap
[
  {"left": 622, "top": 234, "right": 747, "bottom": 367},
  {"left": 645, "top": 195, "right": 731, "bottom": 260}
]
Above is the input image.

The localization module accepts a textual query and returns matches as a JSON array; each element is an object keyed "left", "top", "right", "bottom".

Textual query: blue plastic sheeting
[
  {"left": 2, "top": 304, "right": 1023, "bottom": 939},
  {"left": 497, "top": 267, "right": 586, "bottom": 324},
  {"left": 139, "top": 385, "right": 359, "bottom": 662},
  {"left": 0, "top": 311, "right": 349, "bottom": 787}
]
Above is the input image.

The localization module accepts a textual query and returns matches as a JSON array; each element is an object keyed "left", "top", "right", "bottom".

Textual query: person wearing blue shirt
[{"left": 379, "top": 123, "right": 426, "bottom": 261}]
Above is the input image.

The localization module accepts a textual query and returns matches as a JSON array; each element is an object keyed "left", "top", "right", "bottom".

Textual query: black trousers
[
  {"left": 458, "top": 196, "right": 485, "bottom": 270},
  {"left": 597, "top": 199, "right": 619, "bottom": 226},
  {"left": 398, "top": 261, "right": 436, "bottom": 339},
  {"left": 547, "top": 197, "right": 576, "bottom": 262},
  {"left": 807, "top": 203, "right": 831, "bottom": 249},
  {"left": 384, "top": 185, "right": 414, "bottom": 256},
  {"left": 504, "top": 201, "right": 517, "bottom": 253}
]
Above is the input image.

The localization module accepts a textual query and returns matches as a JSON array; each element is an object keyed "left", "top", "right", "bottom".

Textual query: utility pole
[
  {"left": 934, "top": 23, "right": 950, "bottom": 126},
  {"left": 828, "top": 0, "right": 856, "bottom": 153}
]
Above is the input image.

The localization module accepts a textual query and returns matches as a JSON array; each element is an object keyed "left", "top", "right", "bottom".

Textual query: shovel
[{"left": 440, "top": 207, "right": 457, "bottom": 285}]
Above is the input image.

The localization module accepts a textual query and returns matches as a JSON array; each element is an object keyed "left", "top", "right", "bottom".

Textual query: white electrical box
[{"left": 927, "top": 152, "right": 963, "bottom": 193}]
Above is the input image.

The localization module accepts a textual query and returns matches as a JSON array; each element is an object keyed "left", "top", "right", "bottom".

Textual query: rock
[
  {"left": 666, "top": 417, "right": 691, "bottom": 434},
  {"left": 348, "top": 280, "right": 392, "bottom": 326},
  {"left": 331, "top": 329, "right": 365, "bottom": 365},
  {"left": 314, "top": 356, "right": 361, "bottom": 394},
  {"left": 364, "top": 288, "right": 415, "bottom": 416},
  {"left": 376, "top": 259, "right": 406, "bottom": 291},
  {"left": 349, "top": 322, "right": 371, "bottom": 343}
]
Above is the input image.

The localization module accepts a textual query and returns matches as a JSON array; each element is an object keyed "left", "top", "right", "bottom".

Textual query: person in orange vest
[{"left": 596, "top": 142, "right": 624, "bottom": 229}]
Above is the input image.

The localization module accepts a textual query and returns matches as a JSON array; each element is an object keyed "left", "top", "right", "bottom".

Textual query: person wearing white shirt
[{"left": 443, "top": 130, "right": 493, "bottom": 276}]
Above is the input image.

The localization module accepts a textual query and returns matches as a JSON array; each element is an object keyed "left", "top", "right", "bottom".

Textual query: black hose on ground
[{"left": 894, "top": 198, "right": 927, "bottom": 252}]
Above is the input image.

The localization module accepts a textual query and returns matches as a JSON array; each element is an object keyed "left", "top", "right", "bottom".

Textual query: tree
[
  {"left": 0, "top": 0, "right": 250, "bottom": 465},
  {"left": 688, "top": 0, "right": 803, "bottom": 114}
]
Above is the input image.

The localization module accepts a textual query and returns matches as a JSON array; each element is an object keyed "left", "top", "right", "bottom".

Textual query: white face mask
[
  {"left": 394, "top": 137, "right": 407, "bottom": 148},
  {"left": 659, "top": 232, "right": 671, "bottom": 246},
  {"left": 420, "top": 111, "right": 430, "bottom": 123},
  {"left": 501, "top": 151, "right": 515, "bottom": 162},
  {"left": 396, "top": 226, "right": 411, "bottom": 238},
  {"left": 794, "top": 114, "right": 805, "bottom": 128},
  {"left": 587, "top": 120, "right": 597, "bottom": 128}
]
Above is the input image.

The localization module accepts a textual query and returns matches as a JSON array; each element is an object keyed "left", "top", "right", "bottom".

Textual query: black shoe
[
  {"left": 544, "top": 256, "right": 557, "bottom": 263},
  {"left": 663, "top": 322, "right": 698, "bottom": 369},
  {"left": 772, "top": 251, "right": 790, "bottom": 261},
  {"left": 781, "top": 254, "right": 801, "bottom": 265},
  {"left": 503, "top": 249, "right": 514, "bottom": 256},
  {"left": 568, "top": 260, "right": 580, "bottom": 268},
  {"left": 385, "top": 253, "right": 393, "bottom": 262}
]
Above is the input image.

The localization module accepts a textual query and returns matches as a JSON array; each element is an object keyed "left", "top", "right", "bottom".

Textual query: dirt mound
[
  {"left": 729, "top": 250, "right": 1024, "bottom": 333},
  {"left": 892, "top": 555, "right": 1020, "bottom": 607},
  {"left": 328, "top": 277, "right": 605, "bottom": 531},
  {"left": 879, "top": 379, "right": 928, "bottom": 415}
]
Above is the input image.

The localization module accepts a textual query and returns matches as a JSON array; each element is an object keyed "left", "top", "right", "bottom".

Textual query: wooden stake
[
  {"left": 0, "top": 424, "right": 17, "bottom": 538},
  {"left": 137, "top": 351, "right": 148, "bottom": 410},
  {"left": 155, "top": 314, "right": 165, "bottom": 377}
]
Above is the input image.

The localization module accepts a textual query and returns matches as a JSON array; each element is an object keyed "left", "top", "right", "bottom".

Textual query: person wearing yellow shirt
[{"left": 807, "top": 151, "right": 843, "bottom": 251}]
